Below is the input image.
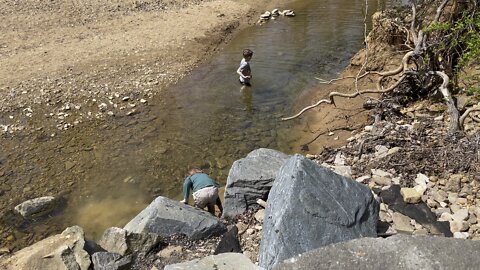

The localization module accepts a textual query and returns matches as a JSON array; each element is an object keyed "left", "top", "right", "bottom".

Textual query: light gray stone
[
  {"left": 124, "top": 196, "right": 226, "bottom": 240},
  {"left": 392, "top": 212, "right": 414, "bottom": 232},
  {"left": 260, "top": 155, "right": 378, "bottom": 269},
  {"left": 92, "top": 252, "right": 131, "bottom": 270},
  {"left": 274, "top": 235, "right": 480, "bottom": 270},
  {"left": 0, "top": 226, "right": 90, "bottom": 270},
  {"left": 452, "top": 209, "right": 469, "bottom": 222},
  {"left": 333, "top": 165, "right": 352, "bottom": 178},
  {"left": 222, "top": 148, "right": 290, "bottom": 219},
  {"left": 453, "top": 232, "right": 469, "bottom": 239},
  {"left": 14, "top": 196, "right": 56, "bottom": 218},
  {"left": 98, "top": 227, "right": 161, "bottom": 256},
  {"left": 435, "top": 208, "right": 451, "bottom": 217},
  {"left": 254, "top": 209, "right": 265, "bottom": 223},
  {"left": 450, "top": 220, "right": 469, "bottom": 233},
  {"left": 164, "top": 253, "right": 259, "bottom": 270},
  {"left": 414, "top": 173, "right": 429, "bottom": 187}
]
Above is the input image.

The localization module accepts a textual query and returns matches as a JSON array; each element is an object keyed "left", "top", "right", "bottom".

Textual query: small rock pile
[
  {"left": 314, "top": 99, "right": 480, "bottom": 240},
  {"left": 258, "top": 8, "right": 295, "bottom": 24}
]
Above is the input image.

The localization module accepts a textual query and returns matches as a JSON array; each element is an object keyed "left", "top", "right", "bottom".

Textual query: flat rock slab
[
  {"left": 0, "top": 226, "right": 90, "bottom": 270},
  {"left": 124, "top": 196, "right": 226, "bottom": 240},
  {"left": 378, "top": 185, "right": 452, "bottom": 236},
  {"left": 274, "top": 234, "right": 480, "bottom": 270},
  {"left": 164, "top": 253, "right": 259, "bottom": 270},
  {"left": 260, "top": 155, "right": 379, "bottom": 269},
  {"left": 223, "top": 148, "right": 290, "bottom": 218}
]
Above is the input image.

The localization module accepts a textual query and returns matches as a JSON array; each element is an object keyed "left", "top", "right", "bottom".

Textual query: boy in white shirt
[{"left": 237, "top": 49, "right": 253, "bottom": 86}]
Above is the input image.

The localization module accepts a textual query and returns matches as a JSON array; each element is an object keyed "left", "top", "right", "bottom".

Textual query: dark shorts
[{"left": 239, "top": 79, "right": 251, "bottom": 86}]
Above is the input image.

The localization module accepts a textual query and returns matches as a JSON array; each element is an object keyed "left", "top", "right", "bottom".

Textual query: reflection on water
[
  {"left": 240, "top": 86, "right": 254, "bottom": 113},
  {"left": 59, "top": 0, "right": 406, "bottom": 238}
]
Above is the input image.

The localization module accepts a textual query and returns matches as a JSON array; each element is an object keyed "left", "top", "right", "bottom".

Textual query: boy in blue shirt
[
  {"left": 181, "top": 168, "right": 223, "bottom": 217},
  {"left": 237, "top": 49, "right": 253, "bottom": 86}
]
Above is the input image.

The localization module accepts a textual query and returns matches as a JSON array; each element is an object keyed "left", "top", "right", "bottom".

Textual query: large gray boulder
[
  {"left": 164, "top": 253, "right": 260, "bottom": 270},
  {"left": 0, "top": 226, "right": 91, "bottom": 270},
  {"left": 124, "top": 196, "right": 226, "bottom": 240},
  {"left": 274, "top": 234, "right": 480, "bottom": 270},
  {"left": 223, "top": 148, "right": 290, "bottom": 218},
  {"left": 260, "top": 155, "right": 379, "bottom": 269}
]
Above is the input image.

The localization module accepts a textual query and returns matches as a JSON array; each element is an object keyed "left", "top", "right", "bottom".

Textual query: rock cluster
[
  {"left": 2, "top": 142, "right": 480, "bottom": 269},
  {"left": 316, "top": 99, "right": 480, "bottom": 240},
  {"left": 258, "top": 8, "right": 296, "bottom": 24}
]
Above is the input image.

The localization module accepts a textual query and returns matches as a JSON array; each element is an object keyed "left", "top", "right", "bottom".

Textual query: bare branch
[
  {"left": 460, "top": 107, "right": 480, "bottom": 128},
  {"left": 433, "top": 0, "right": 450, "bottom": 23},
  {"left": 281, "top": 76, "right": 406, "bottom": 121},
  {"left": 355, "top": 0, "right": 370, "bottom": 92},
  {"left": 428, "top": 71, "right": 460, "bottom": 132}
]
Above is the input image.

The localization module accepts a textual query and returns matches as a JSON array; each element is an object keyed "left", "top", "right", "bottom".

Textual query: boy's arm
[
  {"left": 237, "top": 61, "right": 248, "bottom": 78},
  {"left": 237, "top": 66, "right": 245, "bottom": 78},
  {"left": 182, "top": 177, "right": 193, "bottom": 203}
]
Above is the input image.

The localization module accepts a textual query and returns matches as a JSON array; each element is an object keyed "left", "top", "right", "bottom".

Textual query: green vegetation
[{"left": 421, "top": 3, "right": 479, "bottom": 99}]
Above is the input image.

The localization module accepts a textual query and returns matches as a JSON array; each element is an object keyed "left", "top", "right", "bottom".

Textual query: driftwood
[{"left": 282, "top": 0, "right": 477, "bottom": 133}]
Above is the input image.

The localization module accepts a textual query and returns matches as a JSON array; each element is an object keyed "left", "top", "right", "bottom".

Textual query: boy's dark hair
[{"left": 243, "top": 49, "right": 253, "bottom": 58}]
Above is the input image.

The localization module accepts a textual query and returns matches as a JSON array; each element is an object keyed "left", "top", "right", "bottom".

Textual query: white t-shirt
[{"left": 238, "top": 58, "right": 251, "bottom": 83}]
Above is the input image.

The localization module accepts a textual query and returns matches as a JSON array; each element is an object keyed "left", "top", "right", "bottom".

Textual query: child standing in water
[{"left": 237, "top": 49, "right": 253, "bottom": 86}]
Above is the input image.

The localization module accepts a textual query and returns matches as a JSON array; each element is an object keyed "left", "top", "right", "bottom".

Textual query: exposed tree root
[
  {"left": 429, "top": 71, "right": 459, "bottom": 132},
  {"left": 460, "top": 107, "right": 480, "bottom": 128},
  {"left": 281, "top": 76, "right": 406, "bottom": 121},
  {"left": 283, "top": 0, "right": 478, "bottom": 134}
]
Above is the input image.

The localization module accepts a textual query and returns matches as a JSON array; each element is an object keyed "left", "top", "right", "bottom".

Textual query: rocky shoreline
[
  {"left": 1, "top": 1, "right": 480, "bottom": 270},
  {"left": 1, "top": 144, "right": 480, "bottom": 269}
]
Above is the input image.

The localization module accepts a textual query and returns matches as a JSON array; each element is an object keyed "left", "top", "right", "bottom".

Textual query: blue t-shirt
[{"left": 183, "top": 173, "right": 219, "bottom": 199}]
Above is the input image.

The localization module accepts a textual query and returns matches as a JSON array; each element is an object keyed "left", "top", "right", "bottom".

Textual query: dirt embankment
[{"left": 0, "top": 0, "right": 264, "bottom": 130}]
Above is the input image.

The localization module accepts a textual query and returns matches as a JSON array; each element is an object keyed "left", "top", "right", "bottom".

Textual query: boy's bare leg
[
  {"left": 216, "top": 197, "right": 223, "bottom": 217},
  {"left": 207, "top": 203, "right": 215, "bottom": 215}
]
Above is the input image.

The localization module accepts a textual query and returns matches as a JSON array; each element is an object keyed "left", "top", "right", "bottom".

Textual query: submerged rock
[{"left": 14, "top": 196, "right": 56, "bottom": 218}]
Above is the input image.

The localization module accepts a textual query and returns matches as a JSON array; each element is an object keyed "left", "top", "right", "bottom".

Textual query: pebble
[
  {"left": 450, "top": 220, "right": 470, "bottom": 232},
  {"left": 0, "top": 247, "right": 9, "bottom": 256},
  {"left": 453, "top": 232, "right": 469, "bottom": 239},
  {"left": 364, "top": 125, "right": 374, "bottom": 131},
  {"left": 254, "top": 209, "right": 265, "bottom": 223},
  {"left": 236, "top": 222, "right": 248, "bottom": 235},
  {"left": 400, "top": 187, "right": 422, "bottom": 204},
  {"left": 392, "top": 212, "right": 414, "bottom": 232},
  {"left": 452, "top": 209, "right": 469, "bottom": 221}
]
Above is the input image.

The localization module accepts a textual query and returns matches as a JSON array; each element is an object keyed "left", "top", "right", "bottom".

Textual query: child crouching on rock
[{"left": 181, "top": 167, "right": 223, "bottom": 217}]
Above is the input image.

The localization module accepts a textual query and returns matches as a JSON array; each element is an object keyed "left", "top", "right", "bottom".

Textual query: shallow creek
[{"left": 1, "top": 0, "right": 405, "bottom": 244}]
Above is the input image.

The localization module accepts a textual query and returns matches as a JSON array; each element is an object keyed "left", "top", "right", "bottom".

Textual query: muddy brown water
[{"left": 1, "top": 0, "right": 406, "bottom": 248}]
